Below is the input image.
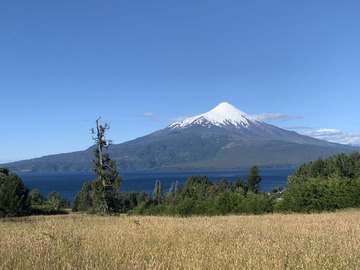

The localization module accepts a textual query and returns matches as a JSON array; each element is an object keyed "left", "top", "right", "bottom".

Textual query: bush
[
  {"left": 242, "top": 193, "right": 274, "bottom": 214},
  {"left": 276, "top": 177, "right": 360, "bottom": 213},
  {"left": 0, "top": 169, "right": 30, "bottom": 218},
  {"left": 214, "top": 191, "right": 243, "bottom": 215},
  {"left": 29, "top": 189, "right": 45, "bottom": 206}
]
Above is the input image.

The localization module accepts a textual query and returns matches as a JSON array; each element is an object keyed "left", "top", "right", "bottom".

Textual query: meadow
[{"left": 1, "top": 210, "right": 360, "bottom": 270}]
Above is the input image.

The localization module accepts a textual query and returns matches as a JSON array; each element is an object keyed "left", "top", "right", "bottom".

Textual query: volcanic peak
[{"left": 169, "top": 102, "right": 259, "bottom": 130}]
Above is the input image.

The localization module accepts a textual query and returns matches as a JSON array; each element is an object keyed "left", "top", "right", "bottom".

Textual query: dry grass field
[{"left": 1, "top": 210, "right": 360, "bottom": 270}]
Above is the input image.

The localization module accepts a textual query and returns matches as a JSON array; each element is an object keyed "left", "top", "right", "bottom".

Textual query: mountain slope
[
  {"left": 2, "top": 102, "right": 358, "bottom": 171},
  {"left": 168, "top": 102, "right": 332, "bottom": 146}
]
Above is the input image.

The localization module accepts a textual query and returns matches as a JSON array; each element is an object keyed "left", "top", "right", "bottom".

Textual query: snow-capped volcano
[
  {"left": 170, "top": 102, "right": 260, "bottom": 130},
  {"left": 4, "top": 101, "right": 357, "bottom": 172},
  {"left": 167, "top": 102, "right": 337, "bottom": 145}
]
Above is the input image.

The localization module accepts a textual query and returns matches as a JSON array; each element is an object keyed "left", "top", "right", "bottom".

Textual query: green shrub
[
  {"left": 0, "top": 169, "right": 30, "bottom": 218},
  {"left": 277, "top": 177, "right": 360, "bottom": 213}
]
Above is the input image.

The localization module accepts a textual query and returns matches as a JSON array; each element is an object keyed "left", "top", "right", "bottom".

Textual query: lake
[{"left": 18, "top": 168, "right": 296, "bottom": 202}]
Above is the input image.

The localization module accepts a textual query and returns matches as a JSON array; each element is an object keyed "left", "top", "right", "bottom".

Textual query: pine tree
[
  {"left": 153, "top": 180, "right": 162, "bottom": 204},
  {"left": 91, "top": 117, "right": 122, "bottom": 214},
  {"left": 73, "top": 118, "right": 122, "bottom": 214},
  {"left": 246, "top": 165, "right": 262, "bottom": 193},
  {"left": 0, "top": 169, "right": 30, "bottom": 217}
]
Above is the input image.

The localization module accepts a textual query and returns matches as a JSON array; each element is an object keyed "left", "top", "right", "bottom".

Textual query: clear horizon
[{"left": 1, "top": 1, "right": 360, "bottom": 163}]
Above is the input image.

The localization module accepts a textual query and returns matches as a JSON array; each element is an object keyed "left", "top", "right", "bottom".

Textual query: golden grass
[{"left": 1, "top": 210, "right": 360, "bottom": 269}]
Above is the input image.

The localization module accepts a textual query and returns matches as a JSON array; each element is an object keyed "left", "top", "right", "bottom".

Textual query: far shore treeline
[{"left": 1, "top": 119, "right": 360, "bottom": 218}]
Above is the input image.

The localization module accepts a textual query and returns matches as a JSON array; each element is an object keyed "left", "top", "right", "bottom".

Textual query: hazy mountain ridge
[{"left": 2, "top": 102, "right": 358, "bottom": 172}]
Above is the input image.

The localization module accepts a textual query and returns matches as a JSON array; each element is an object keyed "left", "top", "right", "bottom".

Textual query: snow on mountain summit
[
  {"left": 169, "top": 102, "right": 260, "bottom": 130},
  {"left": 167, "top": 102, "right": 334, "bottom": 146}
]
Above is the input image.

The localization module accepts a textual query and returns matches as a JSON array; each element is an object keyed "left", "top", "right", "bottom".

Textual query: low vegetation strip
[{"left": 1, "top": 210, "right": 360, "bottom": 269}]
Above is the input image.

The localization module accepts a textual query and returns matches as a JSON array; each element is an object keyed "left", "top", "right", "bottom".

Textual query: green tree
[
  {"left": 47, "top": 191, "right": 62, "bottom": 210},
  {"left": 165, "top": 181, "right": 181, "bottom": 206},
  {"left": 153, "top": 180, "right": 163, "bottom": 204},
  {"left": 214, "top": 190, "right": 242, "bottom": 215},
  {"left": 234, "top": 179, "right": 247, "bottom": 195},
  {"left": 29, "top": 189, "right": 45, "bottom": 206},
  {"left": 0, "top": 168, "right": 9, "bottom": 175},
  {"left": 277, "top": 176, "right": 360, "bottom": 213},
  {"left": 73, "top": 182, "right": 94, "bottom": 212},
  {"left": 117, "top": 191, "right": 149, "bottom": 213},
  {"left": 92, "top": 117, "right": 122, "bottom": 214},
  {"left": 246, "top": 165, "right": 262, "bottom": 193},
  {"left": 289, "top": 152, "right": 360, "bottom": 185},
  {"left": 73, "top": 118, "right": 122, "bottom": 214},
  {"left": 0, "top": 169, "right": 30, "bottom": 218},
  {"left": 181, "top": 176, "right": 213, "bottom": 201},
  {"left": 243, "top": 193, "right": 273, "bottom": 214},
  {"left": 165, "top": 182, "right": 175, "bottom": 201}
]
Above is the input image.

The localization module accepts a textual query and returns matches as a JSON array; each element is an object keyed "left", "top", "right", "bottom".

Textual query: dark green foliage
[
  {"left": 277, "top": 152, "right": 360, "bottom": 213},
  {"left": 47, "top": 191, "right": 62, "bottom": 210},
  {"left": 28, "top": 189, "right": 69, "bottom": 215},
  {"left": 180, "top": 176, "right": 213, "bottom": 201},
  {"left": 0, "top": 169, "right": 30, "bottom": 218},
  {"left": 243, "top": 193, "right": 274, "bottom": 214},
  {"left": 29, "top": 189, "right": 45, "bottom": 206},
  {"left": 0, "top": 168, "right": 9, "bottom": 175},
  {"left": 213, "top": 191, "right": 243, "bottom": 214},
  {"left": 72, "top": 182, "right": 93, "bottom": 212},
  {"left": 131, "top": 169, "right": 274, "bottom": 216},
  {"left": 175, "top": 197, "right": 197, "bottom": 216},
  {"left": 179, "top": 176, "right": 231, "bottom": 201},
  {"left": 234, "top": 179, "right": 248, "bottom": 195},
  {"left": 73, "top": 118, "right": 122, "bottom": 214},
  {"left": 246, "top": 165, "right": 261, "bottom": 193},
  {"left": 91, "top": 118, "right": 122, "bottom": 214},
  {"left": 73, "top": 182, "right": 148, "bottom": 214},
  {"left": 47, "top": 191, "right": 70, "bottom": 210},
  {"left": 288, "top": 152, "right": 360, "bottom": 185},
  {"left": 277, "top": 177, "right": 360, "bottom": 213},
  {"left": 117, "top": 191, "right": 150, "bottom": 213},
  {"left": 73, "top": 179, "right": 113, "bottom": 213},
  {"left": 92, "top": 154, "right": 121, "bottom": 214}
]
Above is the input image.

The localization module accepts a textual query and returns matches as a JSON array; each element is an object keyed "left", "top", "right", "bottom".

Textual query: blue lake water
[{"left": 18, "top": 168, "right": 296, "bottom": 202}]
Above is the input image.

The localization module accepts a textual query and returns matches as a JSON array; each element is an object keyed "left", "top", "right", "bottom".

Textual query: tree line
[
  {"left": 2, "top": 119, "right": 360, "bottom": 218},
  {"left": 128, "top": 166, "right": 274, "bottom": 216},
  {"left": 276, "top": 152, "right": 360, "bottom": 213},
  {"left": 0, "top": 168, "right": 69, "bottom": 217}
]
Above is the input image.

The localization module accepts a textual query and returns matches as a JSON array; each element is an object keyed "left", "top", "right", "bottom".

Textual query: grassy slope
[{"left": 1, "top": 210, "right": 360, "bottom": 269}]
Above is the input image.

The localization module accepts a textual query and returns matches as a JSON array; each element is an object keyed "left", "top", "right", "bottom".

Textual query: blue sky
[{"left": 1, "top": 1, "right": 360, "bottom": 163}]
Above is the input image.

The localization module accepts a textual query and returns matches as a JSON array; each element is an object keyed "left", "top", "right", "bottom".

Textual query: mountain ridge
[{"left": 2, "top": 102, "right": 359, "bottom": 172}]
